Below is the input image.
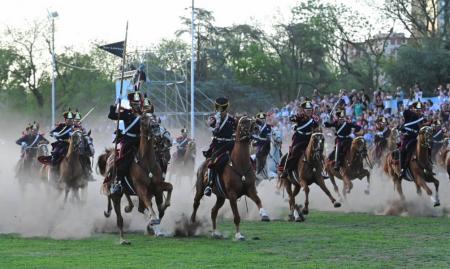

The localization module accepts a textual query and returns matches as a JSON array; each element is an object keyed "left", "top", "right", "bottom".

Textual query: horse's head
[
  {"left": 418, "top": 126, "right": 433, "bottom": 149},
  {"left": 140, "top": 113, "right": 161, "bottom": 140},
  {"left": 236, "top": 116, "right": 257, "bottom": 142},
  {"left": 83, "top": 130, "right": 95, "bottom": 156},
  {"left": 70, "top": 130, "right": 84, "bottom": 153},
  {"left": 37, "top": 143, "right": 49, "bottom": 156},
  {"left": 309, "top": 133, "right": 325, "bottom": 160},
  {"left": 352, "top": 136, "right": 367, "bottom": 157}
]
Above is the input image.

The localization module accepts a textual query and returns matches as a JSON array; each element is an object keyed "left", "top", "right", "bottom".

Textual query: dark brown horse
[
  {"left": 191, "top": 116, "right": 270, "bottom": 241},
  {"left": 326, "top": 136, "right": 372, "bottom": 199},
  {"left": 438, "top": 137, "right": 450, "bottom": 180},
  {"left": 369, "top": 128, "right": 398, "bottom": 167},
  {"left": 384, "top": 126, "right": 440, "bottom": 206},
  {"left": 278, "top": 133, "right": 341, "bottom": 221},
  {"left": 16, "top": 142, "right": 49, "bottom": 191},
  {"left": 99, "top": 113, "right": 173, "bottom": 244}
]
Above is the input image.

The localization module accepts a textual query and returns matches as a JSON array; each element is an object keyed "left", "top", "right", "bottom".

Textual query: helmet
[
  {"left": 336, "top": 110, "right": 346, "bottom": 118},
  {"left": 142, "top": 93, "right": 154, "bottom": 113},
  {"left": 256, "top": 112, "right": 266, "bottom": 120},
  {"left": 411, "top": 101, "right": 423, "bottom": 110},
  {"left": 127, "top": 91, "right": 144, "bottom": 105},
  {"left": 181, "top": 127, "right": 188, "bottom": 134},
  {"left": 376, "top": 116, "right": 387, "bottom": 124},
  {"left": 215, "top": 97, "right": 229, "bottom": 112},
  {"left": 74, "top": 109, "right": 82, "bottom": 121},
  {"left": 31, "top": 121, "right": 39, "bottom": 131},
  {"left": 63, "top": 108, "right": 74, "bottom": 120},
  {"left": 300, "top": 101, "right": 313, "bottom": 110}
]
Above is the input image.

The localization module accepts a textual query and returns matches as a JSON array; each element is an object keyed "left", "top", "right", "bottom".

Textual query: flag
[{"left": 98, "top": 41, "right": 125, "bottom": 58}]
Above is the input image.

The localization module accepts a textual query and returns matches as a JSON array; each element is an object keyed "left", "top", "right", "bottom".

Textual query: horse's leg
[
  {"left": 328, "top": 171, "right": 341, "bottom": 198},
  {"left": 342, "top": 174, "right": 353, "bottom": 194},
  {"left": 112, "top": 194, "right": 130, "bottom": 245},
  {"left": 124, "top": 193, "right": 134, "bottom": 213},
  {"left": 301, "top": 182, "right": 310, "bottom": 215},
  {"left": 291, "top": 184, "right": 304, "bottom": 221},
  {"left": 415, "top": 175, "right": 434, "bottom": 205},
  {"left": 228, "top": 193, "right": 244, "bottom": 241},
  {"left": 191, "top": 185, "right": 203, "bottom": 223},
  {"left": 245, "top": 185, "right": 270, "bottom": 221},
  {"left": 364, "top": 170, "right": 371, "bottom": 195},
  {"left": 160, "top": 182, "right": 173, "bottom": 210},
  {"left": 284, "top": 180, "right": 295, "bottom": 221},
  {"left": 211, "top": 196, "right": 226, "bottom": 238},
  {"left": 431, "top": 177, "right": 440, "bottom": 207},
  {"left": 315, "top": 176, "right": 341, "bottom": 208},
  {"left": 104, "top": 196, "right": 113, "bottom": 218},
  {"left": 135, "top": 183, "right": 163, "bottom": 236},
  {"left": 393, "top": 177, "right": 405, "bottom": 202}
]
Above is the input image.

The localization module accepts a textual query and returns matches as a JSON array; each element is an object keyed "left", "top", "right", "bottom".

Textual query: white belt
[
  {"left": 297, "top": 130, "right": 312, "bottom": 135},
  {"left": 126, "top": 133, "right": 137, "bottom": 137},
  {"left": 213, "top": 137, "right": 234, "bottom": 142}
]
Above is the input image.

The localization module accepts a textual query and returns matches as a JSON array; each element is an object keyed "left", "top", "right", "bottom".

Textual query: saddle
[{"left": 208, "top": 152, "right": 229, "bottom": 174}]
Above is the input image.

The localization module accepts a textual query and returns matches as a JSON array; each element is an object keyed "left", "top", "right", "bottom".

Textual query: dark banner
[{"left": 98, "top": 41, "right": 125, "bottom": 58}]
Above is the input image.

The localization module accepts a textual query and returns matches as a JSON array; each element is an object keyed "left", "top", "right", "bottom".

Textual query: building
[{"left": 411, "top": 0, "right": 450, "bottom": 36}]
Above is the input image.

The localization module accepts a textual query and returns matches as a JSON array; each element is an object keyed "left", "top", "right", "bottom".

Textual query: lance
[{"left": 80, "top": 107, "right": 96, "bottom": 123}]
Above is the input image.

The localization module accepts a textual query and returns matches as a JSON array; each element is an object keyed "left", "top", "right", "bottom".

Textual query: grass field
[{"left": 1, "top": 211, "right": 449, "bottom": 269}]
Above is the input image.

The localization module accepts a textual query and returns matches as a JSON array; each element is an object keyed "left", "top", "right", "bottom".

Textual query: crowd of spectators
[{"left": 267, "top": 83, "right": 450, "bottom": 145}]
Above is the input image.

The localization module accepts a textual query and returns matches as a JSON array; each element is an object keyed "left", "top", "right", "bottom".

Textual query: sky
[{"left": 0, "top": 0, "right": 385, "bottom": 52}]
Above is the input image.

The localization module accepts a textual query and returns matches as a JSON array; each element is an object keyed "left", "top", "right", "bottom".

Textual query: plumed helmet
[
  {"left": 74, "top": 109, "right": 82, "bottom": 121},
  {"left": 215, "top": 97, "right": 229, "bottom": 112},
  {"left": 31, "top": 121, "right": 40, "bottom": 131},
  {"left": 411, "top": 101, "right": 423, "bottom": 110},
  {"left": 181, "top": 127, "right": 188, "bottom": 134},
  {"left": 63, "top": 108, "right": 74, "bottom": 120},
  {"left": 376, "top": 116, "right": 387, "bottom": 124}
]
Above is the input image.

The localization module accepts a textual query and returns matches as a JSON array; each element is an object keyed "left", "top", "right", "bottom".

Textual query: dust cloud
[{"left": 0, "top": 114, "right": 449, "bottom": 240}]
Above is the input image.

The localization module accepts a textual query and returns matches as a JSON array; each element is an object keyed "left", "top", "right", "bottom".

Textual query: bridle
[
  {"left": 141, "top": 113, "right": 160, "bottom": 141},
  {"left": 419, "top": 126, "right": 433, "bottom": 149},
  {"left": 236, "top": 116, "right": 256, "bottom": 142},
  {"left": 310, "top": 133, "right": 324, "bottom": 161}
]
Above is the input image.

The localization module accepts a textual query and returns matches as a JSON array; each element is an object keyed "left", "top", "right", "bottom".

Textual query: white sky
[{"left": 0, "top": 0, "right": 385, "bottom": 52}]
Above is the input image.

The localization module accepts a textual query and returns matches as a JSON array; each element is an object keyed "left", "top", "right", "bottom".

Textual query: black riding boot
[{"left": 204, "top": 168, "right": 215, "bottom": 196}]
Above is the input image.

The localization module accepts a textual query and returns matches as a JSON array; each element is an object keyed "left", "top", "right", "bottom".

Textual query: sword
[{"left": 80, "top": 107, "right": 96, "bottom": 123}]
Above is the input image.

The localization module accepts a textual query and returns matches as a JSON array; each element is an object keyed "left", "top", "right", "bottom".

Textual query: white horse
[{"left": 267, "top": 127, "right": 283, "bottom": 180}]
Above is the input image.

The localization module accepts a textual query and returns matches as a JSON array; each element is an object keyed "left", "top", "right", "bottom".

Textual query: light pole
[
  {"left": 49, "top": 11, "right": 58, "bottom": 127},
  {"left": 190, "top": 0, "right": 195, "bottom": 138}
]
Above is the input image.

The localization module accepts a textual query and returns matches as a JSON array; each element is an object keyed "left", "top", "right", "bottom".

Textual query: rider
[
  {"left": 253, "top": 112, "right": 272, "bottom": 175},
  {"left": 324, "top": 109, "right": 362, "bottom": 171},
  {"left": 175, "top": 127, "right": 193, "bottom": 161},
  {"left": 40, "top": 109, "right": 75, "bottom": 166},
  {"left": 203, "top": 97, "right": 236, "bottom": 197},
  {"left": 107, "top": 91, "right": 143, "bottom": 191},
  {"left": 281, "top": 100, "right": 319, "bottom": 179},
  {"left": 373, "top": 116, "right": 391, "bottom": 157},
  {"left": 73, "top": 109, "right": 95, "bottom": 182},
  {"left": 399, "top": 101, "right": 426, "bottom": 179},
  {"left": 16, "top": 122, "right": 49, "bottom": 160}
]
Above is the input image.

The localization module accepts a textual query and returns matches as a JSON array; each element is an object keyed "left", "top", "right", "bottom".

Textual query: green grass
[{"left": 1, "top": 212, "right": 449, "bottom": 269}]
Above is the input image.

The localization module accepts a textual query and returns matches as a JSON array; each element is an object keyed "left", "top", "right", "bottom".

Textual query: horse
[
  {"left": 191, "top": 116, "right": 270, "bottom": 241},
  {"left": 58, "top": 130, "right": 88, "bottom": 203},
  {"left": 383, "top": 126, "right": 440, "bottom": 207},
  {"left": 16, "top": 142, "right": 49, "bottom": 192},
  {"left": 369, "top": 129, "right": 398, "bottom": 167},
  {"left": 266, "top": 128, "right": 282, "bottom": 180},
  {"left": 326, "top": 136, "right": 372, "bottom": 199},
  {"left": 169, "top": 140, "right": 196, "bottom": 182},
  {"left": 99, "top": 113, "right": 173, "bottom": 244},
  {"left": 438, "top": 138, "right": 450, "bottom": 180},
  {"left": 278, "top": 133, "right": 341, "bottom": 221}
]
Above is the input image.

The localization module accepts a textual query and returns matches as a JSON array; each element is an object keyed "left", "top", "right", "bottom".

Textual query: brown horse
[
  {"left": 326, "top": 136, "right": 372, "bottom": 199},
  {"left": 383, "top": 126, "right": 440, "bottom": 206},
  {"left": 58, "top": 130, "right": 88, "bottom": 203},
  {"left": 191, "top": 116, "right": 270, "bottom": 241},
  {"left": 99, "top": 113, "right": 173, "bottom": 244},
  {"left": 278, "top": 133, "right": 341, "bottom": 221}
]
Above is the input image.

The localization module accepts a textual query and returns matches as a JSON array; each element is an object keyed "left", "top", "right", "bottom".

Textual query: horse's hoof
[
  {"left": 211, "top": 231, "right": 223, "bottom": 239},
  {"left": 434, "top": 202, "right": 441, "bottom": 207},
  {"left": 261, "top": 216, "right": 270, "bottom": 222},
  {"left": 295, "top": 215, "right": 305, "bottom": 222},
  {"left": 146, "top": 225, "right": 155, "bottom": 236},
  {"left": 124, "top": 205, "right": 134, "bottom": 213},
  {"left": 302, "top": 208, "right": 309, "bottom": 215},
  {"left": 288, "top": 214, "right": 294, "bottom": 222},
  {"left": 234, "top": 233, "right": 245, "bottom": 241},
  {"left": 364, "top": 190, "right": 370, "bottom": 195},
  {"left": 104, "top": 211, "right": 111, "bottom": 218},
  {"left": 120, "top": 239, "right": 131, "bottom": 245},
  {"left": 334, "top": 202, "right": 342, "bottom": 208}
]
